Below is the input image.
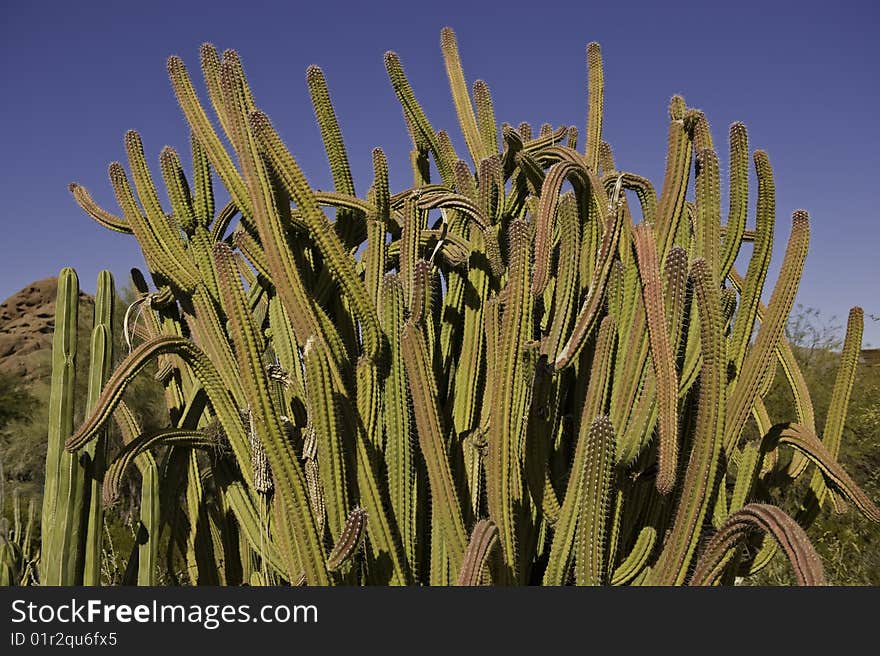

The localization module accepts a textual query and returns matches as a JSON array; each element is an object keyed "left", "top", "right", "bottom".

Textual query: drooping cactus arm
[
  {"left": 385, "top": 51, "right": 455, "bottom": 187},
  {"left": 649, "top": 258, "right": 724, "bottom": 585},
  {"left": 456, "top": 519, "right": 498, "bottom": 586},
  {"left": 689, "top": 503, "right": 825, "bottom": 586},
  {"left": 68, "top": 183, "right": 133, "bottom": 234},
  {"left": 633, "top": 223, "right": 678, "bottom": 494},
  {"left": 725, "top": 213, "right": 810, "bottom": 455}
]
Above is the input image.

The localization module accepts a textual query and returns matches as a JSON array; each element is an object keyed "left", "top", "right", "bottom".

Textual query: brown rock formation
[{"left": 0, "top": 278, "right": 94, "bottom": 383}]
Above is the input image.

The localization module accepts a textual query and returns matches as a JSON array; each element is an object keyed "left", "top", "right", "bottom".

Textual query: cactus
[
  {"left": 40, "top": 268, "right": 85, "bottom": 585},
  {"left": 0, "top": 465, "right": 38, "bottom": 585},
  {"left": 44, "top": 27, "right": 877, "bottom": 586},
  {"left": 34, "top": 270, "right": 119, "bottom": 585}
]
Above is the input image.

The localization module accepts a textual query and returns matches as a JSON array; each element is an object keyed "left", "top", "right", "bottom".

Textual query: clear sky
[{"left": 2, "top": 0, "right": 878, "bottom": 345}]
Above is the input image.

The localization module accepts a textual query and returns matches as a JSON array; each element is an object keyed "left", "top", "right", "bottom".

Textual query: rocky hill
[{"left": 0, "top": 278, "right": 94, "bottom": 384}]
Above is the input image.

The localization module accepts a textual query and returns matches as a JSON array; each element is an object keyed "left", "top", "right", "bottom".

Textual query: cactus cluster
[
  {"left": 30, "top": 27, "right": 878, "bottom": 585},
  {"left": 0, "top": 464, "right": 38, "bottom": 585}
]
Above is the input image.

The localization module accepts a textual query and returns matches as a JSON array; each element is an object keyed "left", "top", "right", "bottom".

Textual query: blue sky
[{"left": 2, "top": 0, "right": 878, "bottom": 345}]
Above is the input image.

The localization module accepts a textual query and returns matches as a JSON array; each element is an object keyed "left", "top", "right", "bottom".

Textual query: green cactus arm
[
  {"left": 524, "top": 359, "right": 562, "bottom": 525},
  {"left": 208, "top": 49, "right": 256, "bottom": 158},
  {"left": 604, "top": 486, "right": 625, "bottom": 582},
  {"left": 633, "top": 223, "right": 678, "bottom": 493},
  {"left": 727, "top": 266, "right": 817, "bottom": 475},
  {"left": 301, "top": 337, "right": 351, "bottom": 543},
  {"left": 542, "top": 318, "right": 616, "bottom": 585},
  {"left": 346, "top": 376, "right": 411, "bottom": 585},
  {"left": 179, "top": 449, "right": 214, "bottom": 585},
  {"left": 167, "top": 54, "right": 252, "bottom": 219},
  {"left": 430, "top": 510, "right": 450, "bottom": 585},
  {"left": 65, "top": 336, "right": 260, "bottom": 493},
  {"left": 718, "top": 123, "right": 749, "bottom": 277},
  {"left": 664, "top": 246, "right": 689, "bottom": 353},
  {"left": 437, "top": 130, "right": 461, "bottom": 173},
  {"left": 654, "top": 97, "right": 693, "bottom": 260},
  {"left": 606, "top": 259, "right": 624, "bottom": 324},
  {"left": 308, "top": 191, "right": 374, "bottom": 224},
  {"left": 724, "top": 213, "right": 810, "bottom": 455},
  {"left": 400, "top": 196, "right": 423, "bottom": 312},
  {"left": 384, "top": 51, "right": 455, "bottom": 187},
  {"left": 401, "top": 320, "right": 468, "bottom": 572},
  {"left": 197, "top": 449, "right": 288, "bottom": 575},
  {"left": 450, "top": 228, "right": 490, "bottom": 437},
  {"left": 22, "top": 497, "right": 35, "bottom": 565},
  {"left": 130, "top": 450, "right": 160, "bottom": 586},
  {"left": 542, "top": 192, "right": 581, "bottom": 363},
  {"left": 410, "top": 259, "right": 432, "bottom": 328},
  {"left": 453, "top": 159, "right": 478, "bottom": 199},
  {"left": 189, "top": 284, "right": 249, "bottom": 404},
  {"left": 40, "top": 267, "right": 84, "bottom": 586},
  {"left": 597, "top": 140, "right": 614, "bottom": 174},
  {"left": 344, "top": 416, "right": 413, "bottom": 585},
  {"left": 158, "top": 146, "right": 197, "bottom": 235},
  {"left": 386, "top": 227, "right": 469, "bottom": 270},
  {"left": 799, "top": 307, "right": 863, "bottom": 519},
  {"left": 728, "top": 151, "right": 775, "bottom": 374},
  {"left": 486, "top": 220, "right": 534, "bottom": 582},
  {"left": 688, "top": 503, "right": 824, "bottom": 586},
  {"left": 456, "top": 519, "right": 499, "bottom": 586},
  {"left": 648, "top": 258, "right": 724, "bottom": 585},
  {"left": 562, "top": 125, "right": 577, "bottom": 150},
  {"left": 364, "top": 148, "right": 390, "bottom": 307},
  {"left": 584, "top": 42, "right": 604, "bottom": 172},
  {"left": 694, "top": 148, "right": 722, "bottom": 272},
  {"left": 209, "top": 200, "right": 242, "bottom": 242},
  {"left": 249, "top": 110, "right": 381, "bottom": 361},
  {"left": 554, "top": 190, "right": 622, "bottom": 371},
  {"left": 727, "top": 432, "right": 761, "bottom": 508},
  {"left": 107, "top": 162, "right": 194, "bottom": 292},
  {"left": 303, "top": 455, "right": 326, "bottom": 539},
  {"left": 102, "top": 429, "right": 212, "bottom": 505},
  {"left": 233, "top": 228, "right": 271, "bottom": 279},
  {"left": 213, "top": 242, "right": 332, "bottom": 583},
  {"left": 610, "top": 524, "right": 657, "bottom": 585},
  {"left": 439, "top": 28, "right": 484, "bottom": 164},
  {"left": 582, "top": 315, "right": 618, "bottom": 432},
  {"left": 533, "top": 161, "right": 598, "bottom": 296},
  {"left": 68, "top": 183, "right": 133, "bottom": 233},
  {"left": 306, "top": 65, "right": 355, "bottom": 199},
  {"left": 185, "top": 224, "right": 221, "bottom": 301},
  {"left": 415, "top": 192, "right": 490, "bottom": 230},
  {"left": 574, "top": 416, "right": 616, "bottom": 586},
  {"left": 519, "top": 128, "right": 567, "bottom": 159},
  {"left": 601, "top": 173, "right": 657, "bottom": 225},
  {"left": 760, "top": 423, "right": 880, "bottom": 522},
  {"left": 472, "top": 80, "right": 499, "bottom": 157},
  {"left": 124, "top": 131, "right": 201, "bottom": 285},
  {"left": 512, "top": 151, "right": 545, "bottom": 198},
  {"left": 189, "top": 132, "right": 215, "bottom": 229},
  {"left": 381, "top": 274, "right": 419, "bottom": 577},
  {"left": 212, "top": 244, "right": 274, "bottom": 414},
  {"left": 327, "top": 507, "right": 367, "bottom": 571},
  {"left": 477, "top": 155, "right": 503, "bottom": 223},
  {"left": 82, "top": 271, "right": 115, "bottom": 586},
  {"left": 212, "top": 62, "right": 343, "bottom": 370},
  {"left": 720, "top": 287, "right": 738, "bottom": 335},
  {"left": 266, "top": 294, "right": 306, "bottom": 397},
  {"left": 306, "top": 65, "right": 365, "bottom": 250},
  {"left": 689, "top": 110, "right": 713, "bottom": 153},
  {"left": 198, "top": 43, "right": 235, "bottom": 147}
]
